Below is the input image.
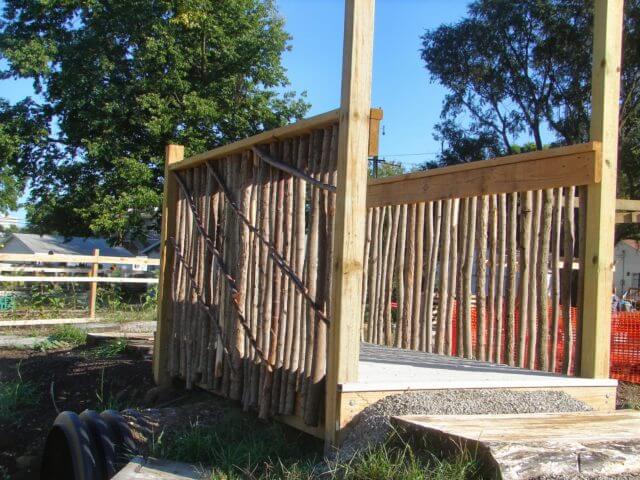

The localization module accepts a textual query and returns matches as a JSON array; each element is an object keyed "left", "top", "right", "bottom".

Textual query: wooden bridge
[{"left": 152, "top": 0, "right": 627, "bottom": 451}]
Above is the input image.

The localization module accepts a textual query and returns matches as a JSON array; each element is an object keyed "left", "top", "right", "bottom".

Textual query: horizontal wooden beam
[
  {"left": 0, "top": 253, "right": 159, "bottom": 266},
  {"left": 616, "top": 212, "right": 640, "bottom": 224},
  {"left": 367, "top": 142, "right": 601, "bottom": 208},
  {"left": 0, "top": 275, "right": 158, "bottom": 284},
  {"left": 616, "top": 199, "right": 640, "bottom": 212},
  {"left": 170, "top": 109, "right": 341, "bottom": 171}
]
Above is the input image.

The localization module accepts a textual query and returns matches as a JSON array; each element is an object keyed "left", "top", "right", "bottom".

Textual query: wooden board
[
  {"left": 393, "top": 411, "right": 640, "bottom": 479},
  {"left": 0, "top": 275, "right": 157, "bottom": 284},
  {"left": 0, "top": 318, "right": 99, "bottom": 327},
  {"left": 0, "top": 253, "right": 159, "bottom": 266},
  {"left": 170, "top": 109, "right": 340, "bottom": 171},
  {"left": 337, "top": 386, "right": 616, "bottom": 431},
  {"left": 367, "top": 143, "right": 601, "bottom": 208},
  {"left": 112, "top": 456, "right": 208, "bottom": 480}
]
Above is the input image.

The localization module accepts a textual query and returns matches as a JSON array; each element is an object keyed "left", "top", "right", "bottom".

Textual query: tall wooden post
[
  {"left": 88, "top": 248, "right": 99, "bottom": 319},
  {"left": 325, "top": 0, "right": 375, "bottom": 446},
  {"left": 153, "top": 144, "right": 184, "bottom": 385},
  {"left": 580, "top": 0, "right": 623, "bottom": 378}
]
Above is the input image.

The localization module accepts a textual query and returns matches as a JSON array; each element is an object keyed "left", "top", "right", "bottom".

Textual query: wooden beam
[
  {"left": 0, "top": 253, "right": 159, "bottom": 266},
  {"left": 616, "top": 199, "right": 640, "bottom": 212},
  {"left": 325, "top": 0, "right": 375, "bottom": 447},
  {"left": 0, "top": 276, "right": 157, "bottom": 284},
  {"left": 170, "top": 110, "right": 340, "bottom": 171},
  {"left": 368, "top": 108, "right": 383, "bottom": 157},
  {"left": 367, "top": 143, "right": 601, "bottom": 208},
  {"left": 153, "top": 144, "right": 184, "bottom": 385},
  {"left": 580, "top": 0, "right": 623, "bottom": 379},
  {"left": 616, "top": 212, "right": 640, "bottom": 224},
  {"left": 88, "top": 249, "right": 99, "bottom": 319}
]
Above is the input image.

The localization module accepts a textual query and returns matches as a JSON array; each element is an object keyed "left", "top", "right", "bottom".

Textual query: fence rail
[{"left": 0, "top": 252, "right": 159, "bottom": 319}]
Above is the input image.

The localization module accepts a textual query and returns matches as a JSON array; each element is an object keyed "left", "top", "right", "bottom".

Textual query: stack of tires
[{"left": 40, "top": 410, "right": 136, "bottom": 480}]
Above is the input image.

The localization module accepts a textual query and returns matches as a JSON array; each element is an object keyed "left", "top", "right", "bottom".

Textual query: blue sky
[{"left": 2, "top": 0, "right": 472, "bottom": 224}]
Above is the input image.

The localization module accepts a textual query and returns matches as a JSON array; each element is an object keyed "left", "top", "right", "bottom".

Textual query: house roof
[{"left": 5, "top": 233, "right": 133, "bottom": 257}]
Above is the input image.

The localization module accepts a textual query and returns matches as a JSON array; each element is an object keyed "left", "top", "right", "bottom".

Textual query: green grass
[
  {"left": 90, "top": 338, "right": 128, "bottom": 359},
  {"left": 150, "top": 410, "right": 322, "bottom": 479},
  {"left": 0, "top": 363, "right": 40, "bottom": 424},
  {"left": 48, "top": 324, "right": 87, "bottom": 346},
  {"left": 149, "top": 413, "right": 480, "bottom": 480}
]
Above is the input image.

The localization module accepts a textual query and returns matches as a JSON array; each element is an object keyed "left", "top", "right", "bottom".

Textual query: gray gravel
[{"left": 336, "top": 389, "right": 591, "bottom": 461}]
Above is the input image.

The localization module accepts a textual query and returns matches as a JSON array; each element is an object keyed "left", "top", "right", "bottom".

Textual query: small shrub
[{"left": 0, "top": 363, "right": 40, "bottom": 423}]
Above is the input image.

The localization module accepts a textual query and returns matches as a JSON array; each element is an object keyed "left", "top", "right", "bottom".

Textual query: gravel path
[{"left": 337, "top": 389, "right": 591, "bottom": 461}]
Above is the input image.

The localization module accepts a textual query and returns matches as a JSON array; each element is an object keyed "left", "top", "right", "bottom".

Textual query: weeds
[
  {"left": 150, "top": 411, "right": 321, "bottom": 479},
  {"left": 90, "top": 339, "right": 128, "bottom": 359},
  {"left": 48, "top": 324, "right": 87, "bottom": 346},
  {"left": 149, "top": 413, "right": 480, "bottom": 480},
  {"left": 0, "top": 362, "right": 40, "bottom": 423}
]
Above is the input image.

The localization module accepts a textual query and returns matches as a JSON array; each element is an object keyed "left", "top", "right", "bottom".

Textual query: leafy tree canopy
[
  {"left": 421, "top": 0, "right": 640, "bottom": 202},
  {"left": 0, "top": 0, "right": 308, "bottom": 244}
]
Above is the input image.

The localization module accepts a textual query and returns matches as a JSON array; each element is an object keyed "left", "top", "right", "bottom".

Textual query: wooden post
[
  {"left": 368, "top": 108, "right": 383, "bottom": 157},
  {"left": 88, "top": 249, "right": 99, "bottom": 319},
  {"left": 325, "top": 0, "right": 375, "bottom": 447},
  {"left": 580, "top": 0, "right": 623, "bottom": 378},
  {"left": 153, "top": 144, "right": 185, "bottom": 385}
]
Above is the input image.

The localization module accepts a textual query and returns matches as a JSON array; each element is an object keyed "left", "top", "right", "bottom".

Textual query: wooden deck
[
  {"left": 335, "top": 343, "right": 617, "bottom": 432},
  {"left": 392, "top": 411, "right": 640, "bottom": 479}
]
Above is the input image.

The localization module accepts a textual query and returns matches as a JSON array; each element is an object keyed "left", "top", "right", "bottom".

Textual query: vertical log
[
  {"left": 528, "top": 190, "right": 542, "bottom": 370},
  {"left": 376, "top": 206, "right": 390, "bottom": 344},
  {"left": 518, "top": 191, "right": 533, "bottom": 368},
  {"left": 476, "top": 196, "right": 489, "bottom": 361},
  {"left": 463, "top": 196, "right": 477, "bottom": 359},
  {"left": 487, "top": 195, "right": 498, "bottom": 362},
  {"left": 550, "top": 187, "right": 563, "bottom": 373},
  {"left": 562, "top": 187, "right": 576, "bottom": 375},
  {"left": 394, "top": 205, "right": 407, "bottom": 347},
  {"left": 506, "top": 192, "right": 518, "bottom": 366},
  {"left": 361, "top": 208, "right": 373, "bottom": 338},
  {"left": 421, "top": 201, "right": 434, "bottom": 351},
  {"left": 456, "top": 198, "right": 470, "bottom": 357},
  {"left": 384, "top": 206, "right": 401, "bottom": 345},
  {"left": 445, "top": 199, "right": 459, "bottom": 356},
  {"left": 403, "top": 204, "right": 417, "bottom": 349},
  {"left": 436, "top": 199, "right": 452, "bottom": 354},
  {"left": 412, "top": 203, "right": 425, "bottom": 350},
  {"left": 538, "top": 189, "right": 553, "bottom": 371},
  {"left": 367, "top": 207, "right": 381, "bottom": 343},
  {"left": 424, "top": 201, "right": 442, "bottom": 353},
  {"left": 495, "top": 194, "right": 507, "bottom": 364}
]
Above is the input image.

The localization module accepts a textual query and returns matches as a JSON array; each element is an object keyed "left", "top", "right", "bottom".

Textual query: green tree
[
  {"left": 420, "top": 0, "right": 640, "bottom": 198},
  {"left": 0, "top": 0, "right": 308, "bottom": 243}
]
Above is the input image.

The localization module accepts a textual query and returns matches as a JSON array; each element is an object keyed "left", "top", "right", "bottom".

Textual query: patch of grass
[
  {"left": 48, "top": 324, "right": 87, "bottom": 346},
  {"left": 150, "top": 410, "right": 321, "bottom": 479},
  {"left": 90, "top": 339, "right": 128, "bottom": 359},
  {"left": 150, "top": 413, "right": 480, "bottom": 480},
  {"left": 0, "top": 362, "right": 40, "bottom": 423},
  {"left": 338, "top": 433, "right": 479, "bottom": 480}
]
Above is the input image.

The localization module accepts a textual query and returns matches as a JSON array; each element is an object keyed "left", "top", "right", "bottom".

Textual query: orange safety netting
[{"left": 448, "top": 304, "right": 640, "bottom": 383}]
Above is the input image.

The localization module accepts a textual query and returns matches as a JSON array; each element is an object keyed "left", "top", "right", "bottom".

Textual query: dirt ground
[{"left": 0, "top": 346, "right": 156, "bottom": 479}]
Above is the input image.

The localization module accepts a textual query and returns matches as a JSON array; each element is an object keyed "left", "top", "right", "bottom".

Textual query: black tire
[
  {"left": 99, "top": 410, "right": 137, "bottom": 468},
  {"left": 40, "top": 411, "right": 101, "bottom": 480},
  {"left": 80, "top": 410, "right": 117, "bottom": 479}
]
